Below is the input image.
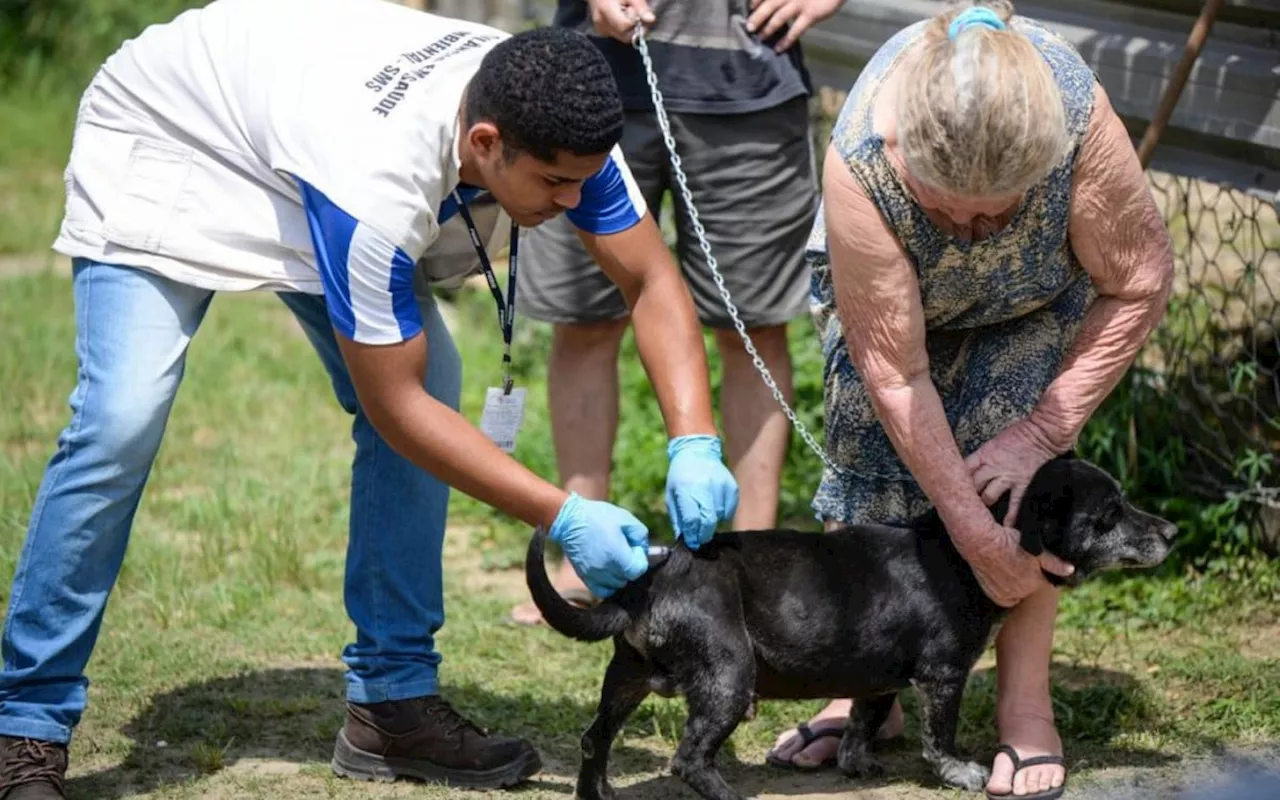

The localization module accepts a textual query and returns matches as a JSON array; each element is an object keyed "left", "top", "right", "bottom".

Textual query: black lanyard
[{"left": 452, "top": 189, "right": 519, "bottom": 393}]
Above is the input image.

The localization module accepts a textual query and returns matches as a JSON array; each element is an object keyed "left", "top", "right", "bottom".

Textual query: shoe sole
[{"left": 330, "top": 729, "right": 542, "bottom": 789}]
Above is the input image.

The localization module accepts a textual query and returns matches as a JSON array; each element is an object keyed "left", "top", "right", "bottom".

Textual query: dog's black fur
[{"left": 526, "top": 456, "right": 1178, "bottom": 800}]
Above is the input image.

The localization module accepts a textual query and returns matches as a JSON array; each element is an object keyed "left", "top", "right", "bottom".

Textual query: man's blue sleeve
[
  {"left": 297, "top": 179, "right": 422, "bottom": 345},
  {"left": 565, "top": 152, "right": 647, "bottom": 236}
]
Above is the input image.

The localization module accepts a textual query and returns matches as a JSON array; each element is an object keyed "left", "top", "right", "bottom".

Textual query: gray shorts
[{"left": 516, "top": 96, "right": 816, "bottom": 329}]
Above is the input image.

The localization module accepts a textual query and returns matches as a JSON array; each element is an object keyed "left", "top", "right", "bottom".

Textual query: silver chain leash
[{"left": 630, "top": 23, "right": 847, "bottom": 477}]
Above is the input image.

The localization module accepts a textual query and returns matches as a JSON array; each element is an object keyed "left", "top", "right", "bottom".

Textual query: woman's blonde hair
[{"left": 895, "top": 1, "right": 1069, "bottom": 197}]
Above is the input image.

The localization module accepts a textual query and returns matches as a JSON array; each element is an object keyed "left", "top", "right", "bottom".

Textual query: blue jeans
[{"left": 0, "top": 259, "right": 461, "bottom": 743}]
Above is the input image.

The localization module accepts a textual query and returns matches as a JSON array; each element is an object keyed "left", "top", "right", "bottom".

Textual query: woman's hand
[
  {"left": 954, "top": 418, "right": 1074, "bottom": 607},
  {"left": 964, "top": 417, "right": 1061, "bottom": 526},
  {"left": 953, "top": 513, "right": 1073, "bottom": 608}
]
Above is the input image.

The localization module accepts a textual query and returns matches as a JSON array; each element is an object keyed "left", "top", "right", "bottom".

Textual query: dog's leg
[
  {"left": 915, "top": 676, "right": 990, "bottom": 791},
  {"left": 836, "top": 694, "right": 895, "bottom": 780},
  {"left": 669, "top": 662, "right": 753, "bottom": 800},
  {"left": 576, "top": 642, "right": 652, "bottom": 800}
]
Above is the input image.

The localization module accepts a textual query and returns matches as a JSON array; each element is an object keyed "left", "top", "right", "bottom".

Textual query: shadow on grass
[
  {"left": 62, "top": 666, "right": 661, "bottom": 799},
  {"left": 614, "top": 662, "right": 1180, "bottom": 799},
  {"left": 66, "top": 662, "right": 1182, "bottom": 799}
]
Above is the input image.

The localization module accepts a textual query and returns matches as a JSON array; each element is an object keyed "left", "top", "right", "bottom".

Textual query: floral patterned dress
[{"left": 807, "top": 16, "right": 1099, "bottom": 525}]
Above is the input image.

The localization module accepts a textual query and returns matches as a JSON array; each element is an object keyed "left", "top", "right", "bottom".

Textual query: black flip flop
[
  {"left": 985, "top": 744, "right": 1067, "bottom": 800},
  {"left": 764, "top": 723, "right": 844, "bottom": 771}
]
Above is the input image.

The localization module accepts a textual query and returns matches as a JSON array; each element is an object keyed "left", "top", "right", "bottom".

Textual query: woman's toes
[
  {"left": 987, "top": 751, "right": 1015, "bottom": 795},
  {"left": 1027, "top": 763, "right": 1065, "bottom": 794},
  {"left": 768, "top": 728, "right": 803, "bottom": 761},
  {"left": 792, "top": 735, "right": 839, "bottom": 769}
]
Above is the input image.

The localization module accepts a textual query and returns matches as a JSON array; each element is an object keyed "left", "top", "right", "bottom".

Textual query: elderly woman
[{"left": 764, "top": 2, "right": 1173, "bottom": 798}]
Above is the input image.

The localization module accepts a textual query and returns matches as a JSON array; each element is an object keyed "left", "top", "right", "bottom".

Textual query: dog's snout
[{"left": 1157, "top": 520, "right": 1177, "bottom": 542}]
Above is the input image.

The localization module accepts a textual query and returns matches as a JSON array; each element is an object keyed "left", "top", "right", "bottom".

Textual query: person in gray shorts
[{"left": 511, "top": 0, "right": 847, "bottom": 625}]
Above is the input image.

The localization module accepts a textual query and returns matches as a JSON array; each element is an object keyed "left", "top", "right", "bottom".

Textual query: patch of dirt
[
  {"left": 1074, "top": 745, "right": 1280, "bottom": 799},
  {"left": 1236, "top": 618, "right": 1280, "bottom": 661},
  {"left": 444, "top": 523, "right": 532, "bottom": 601},
  {"left": 224, "top": 758, "right": 304, "bottom": 777},
  {"left": 0, "top": 252, "right": 69, "bottom": 278}
]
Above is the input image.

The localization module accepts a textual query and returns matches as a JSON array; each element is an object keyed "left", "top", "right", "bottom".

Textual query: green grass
[
  {"left": 3, "top": 268, "right": 1280, "bottom": 799},
  {"left": 0, "top": 78, "right": 78, "bottom": 254}
]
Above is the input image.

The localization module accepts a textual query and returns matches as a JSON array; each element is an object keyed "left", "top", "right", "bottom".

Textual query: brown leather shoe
[
  {"left": 0, "top": 737, "right": 67, "bottom": 799},
  {"left": 331, "top": 695, "right": 540, "bottom": 789}
]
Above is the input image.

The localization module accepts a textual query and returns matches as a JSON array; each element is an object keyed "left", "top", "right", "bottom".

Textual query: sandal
[
  {"left": 507, "top": 586, "right": 598, "bottom": 627},
  {"left": 764, "top": 723, "right": 844, "bottom": 771},
  {"left": 985, "top": 744, "right": 1067, "bottom": 800}
]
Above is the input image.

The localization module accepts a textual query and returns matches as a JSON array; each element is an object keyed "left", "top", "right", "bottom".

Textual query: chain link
[{"left": 631, "top": 23, "right": 848, "bottom": 477}]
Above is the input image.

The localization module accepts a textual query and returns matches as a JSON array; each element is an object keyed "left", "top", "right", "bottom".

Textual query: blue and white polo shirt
[{"left": 53, "top": 0, "right": 647, "bottom": 345}]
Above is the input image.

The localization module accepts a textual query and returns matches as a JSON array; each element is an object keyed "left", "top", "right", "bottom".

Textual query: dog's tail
[{"left": 525, "top": 526, "right": 637, "bottom": 642}]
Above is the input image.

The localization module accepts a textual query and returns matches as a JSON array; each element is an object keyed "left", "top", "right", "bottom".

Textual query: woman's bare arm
[{"left": 1026, "top": 84, "right": 1175, "bottom": 451}]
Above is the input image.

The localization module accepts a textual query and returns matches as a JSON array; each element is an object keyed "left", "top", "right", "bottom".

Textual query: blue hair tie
[{"left": 948, "top": 7, "right": 1007, "bottom": 39}]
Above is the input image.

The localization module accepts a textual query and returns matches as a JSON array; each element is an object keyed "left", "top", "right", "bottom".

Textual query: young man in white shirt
[{"left": 0, "top": 1, "right": 739, "bottom": 796}]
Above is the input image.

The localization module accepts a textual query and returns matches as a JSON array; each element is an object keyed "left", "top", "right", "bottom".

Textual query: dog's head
[{"left": 1013, "top": 457, "right": 1178, "bottom": 586}]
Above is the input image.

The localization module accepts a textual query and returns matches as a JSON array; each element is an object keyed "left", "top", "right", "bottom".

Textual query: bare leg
[
  {"left": 510, "top": 319, "right": 629, "bottom": 625},
  {"left": 714, "top": 325, "right": 792, "bottom": 530},
  {"left": 987, "top": 584, "right": 1065, "bottom": 797}
]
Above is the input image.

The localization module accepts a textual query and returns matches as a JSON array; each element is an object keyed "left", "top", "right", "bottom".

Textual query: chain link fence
[{"left": 1138, "top": 172, "right": 1280, "bottom": 547}]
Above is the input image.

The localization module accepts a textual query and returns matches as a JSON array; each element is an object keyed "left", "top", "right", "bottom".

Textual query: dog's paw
[
  {"left": 574, "top": 776, "right": 615, "bottom": 800},
  {"left": 838, "top": 753, "right": 887, "bottom": 781},
  {"left": 936, "top": 759, "right": 990, "bottom": 792}
]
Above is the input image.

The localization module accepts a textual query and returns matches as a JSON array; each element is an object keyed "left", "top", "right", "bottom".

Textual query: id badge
[{"left": 479, "top": 386, "right": 526, "bottom": 453}]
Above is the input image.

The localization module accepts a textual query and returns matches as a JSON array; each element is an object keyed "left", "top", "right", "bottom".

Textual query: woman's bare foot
[
  {"left": 766, "top": 697, "right": 905, "bottom": 769},
  {"left": 986, "top": 708, "right": 1065, "bottom": 797},
  {"left": 509, "top": 559, "right": 594, "bottom": 626}
]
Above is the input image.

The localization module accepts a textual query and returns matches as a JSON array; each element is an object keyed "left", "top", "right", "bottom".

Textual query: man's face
[
  {"left": 466, "top": 123, "right": 608, "bottom": 227},
  {"left": 486, "top": 148, "right": 608, "bottom": 228}
]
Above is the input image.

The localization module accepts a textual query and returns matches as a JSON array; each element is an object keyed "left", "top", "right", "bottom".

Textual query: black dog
[{"left": 526, "top": 456, "right": 1178, "bottom": 800}]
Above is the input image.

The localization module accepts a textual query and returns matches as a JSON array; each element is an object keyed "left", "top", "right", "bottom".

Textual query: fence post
[{"left": 1136, "top": 0, "right": 1228, "bottom": 169}]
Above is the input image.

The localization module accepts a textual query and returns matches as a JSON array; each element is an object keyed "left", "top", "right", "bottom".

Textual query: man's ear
[{"left": 467, "top": 121, "right": 502, "bottom": 160}]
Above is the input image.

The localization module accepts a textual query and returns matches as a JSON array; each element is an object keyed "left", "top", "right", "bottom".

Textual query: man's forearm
[
  {"left": 868, "top": 374, "right": 993, "bottom": 542},
  {"left": 629, "top": 266, "right": 718, "bottom": 439},
  {"left": 368, "top": 389, "right": 569, "bottom": 528},
  {"left": 1029, "top": 291, "right": 1169, "bottom": 451}
]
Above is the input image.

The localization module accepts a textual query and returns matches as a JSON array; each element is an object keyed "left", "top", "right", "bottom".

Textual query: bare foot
[
  {"left": 767, "top": 698, "right": 904, "bottom": 769},
  {"left": 510, "top": 559, "right": 594, "bottom": 626},
  {"left": 986, "top": 709, "right": 1064, "bottom": 797}
]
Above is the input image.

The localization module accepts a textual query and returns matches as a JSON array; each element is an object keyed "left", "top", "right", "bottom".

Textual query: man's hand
[
  {"left": 664, "top": 435, "right": 739, "bottom": 549},
  {"left": 549, "top": 493, "right": 651, "bottom": 598},
  {"left": 964, "top": 417, "right": 1062, "bottom": 527},
  {"left": 746, "top": 0, "right": 843, "bottom": 52},
  {"left": 586, "top": 0, "right": 656, "bottom": 43}
]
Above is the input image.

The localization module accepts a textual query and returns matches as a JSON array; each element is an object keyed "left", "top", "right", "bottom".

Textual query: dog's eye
[{"left": 1096, "top": 505, "right": 1123, "bottom": 530}]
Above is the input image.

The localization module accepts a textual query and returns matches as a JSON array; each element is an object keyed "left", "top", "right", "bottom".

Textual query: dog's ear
[
  {"left": 1016, "top": 477, "right": 1075, "bottom": 554},
  {"left": 1019, "top": 525, "right": 1044, "bottom": 556}
]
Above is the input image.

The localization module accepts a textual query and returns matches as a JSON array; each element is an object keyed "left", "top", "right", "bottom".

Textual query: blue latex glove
[
  {"left": 665, "top": 434, "right": 740, "bottom": 549},
  {"left": 549, "top": 492, "right": 650, "bottom": 598}
]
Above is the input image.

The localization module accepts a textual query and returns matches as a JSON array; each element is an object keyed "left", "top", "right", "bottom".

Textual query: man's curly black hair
[{"left": 465, "top": 26, "right": 624, "bottom": 163}]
